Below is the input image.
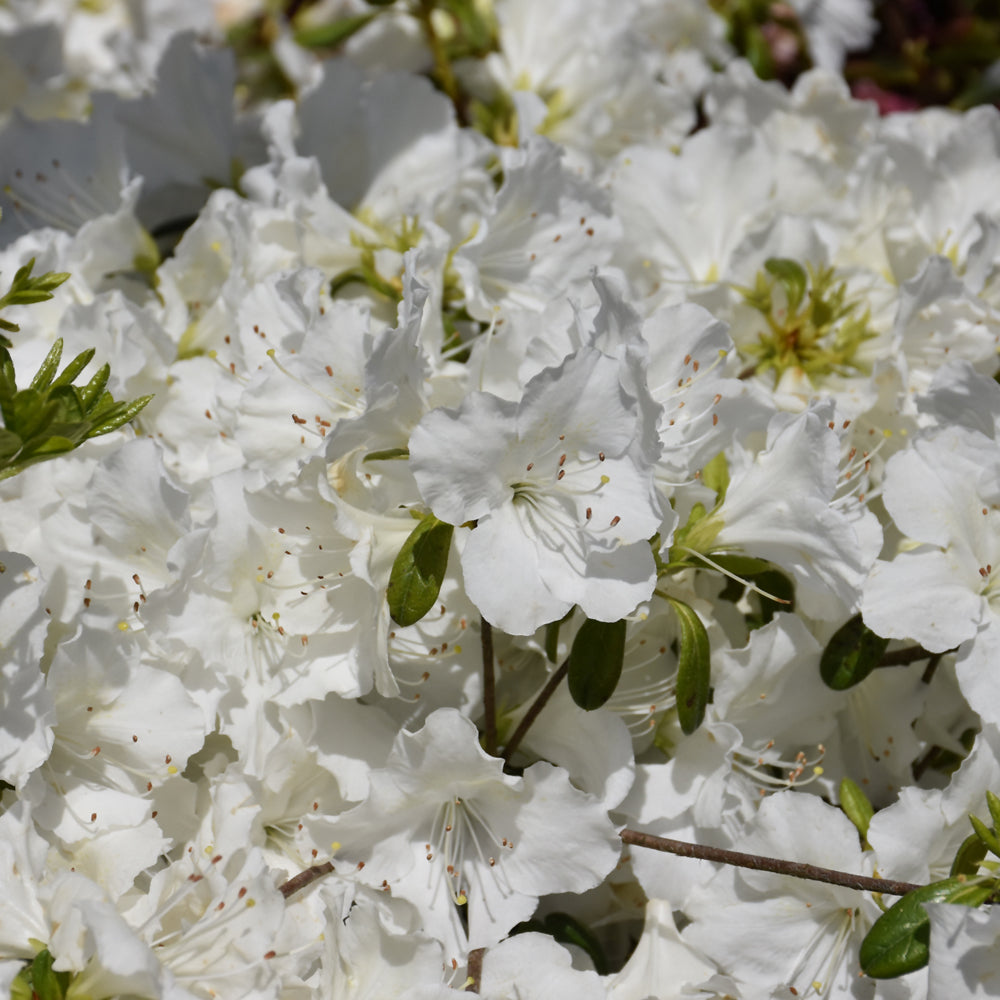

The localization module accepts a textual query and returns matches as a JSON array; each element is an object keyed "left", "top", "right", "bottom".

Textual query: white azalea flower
[
  {"left": 410, "top": 345, "right": 661, "bottom": 635},
  {"left": 311, "top": 709, "right": 621, "bottom": 963},
  {"left": 861, "top": 424, "right": 1000, "bottom": 725},
  {"left": 682, "top": 792, "right": 881, "bottom": 1000}
]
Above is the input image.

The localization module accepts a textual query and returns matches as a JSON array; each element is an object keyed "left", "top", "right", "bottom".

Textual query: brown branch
[
  {"left": 620, "top": 829, "right": 922, "bottom": 897},
  {"left": 501, "top": 657, "right": 569, "bottom": 764},
  {"left": 481, "top": 619, "right": 497, "bottom": 756},
  {"left": 278, "top": 861, "right": 334, "bottom": 899},
  {"left": 877, "top": 645, "right": 940, "bottom": 667},
  {"left": 465, "top": 947, "right": 484, "bottom": 992}
]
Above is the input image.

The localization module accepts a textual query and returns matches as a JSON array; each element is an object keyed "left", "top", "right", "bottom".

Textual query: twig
[
  {"left": 278, "top": 861, "right": 334, "bottom": 899},
  {"left": 501, "top": 658, "right": 570, "bottom": 763},
  {"left": 481, "top": 619, "right": 497, "bottom": 756},
  {"left": 877, "top": 645, "right": 941, "bottom": 667},
  {"left": 465, "top": 947, "right": 484, "bottom": 992},
  {"left": 620, "top": 829, "right": 922, "bottom": 897}
]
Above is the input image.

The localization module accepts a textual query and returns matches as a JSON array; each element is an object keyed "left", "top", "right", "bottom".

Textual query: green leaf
[
  {"left": 28, "top": 340, "right": 63, "bottom": 391},
  {"left": 764, "top": 257, "right": 808, "bottom": 313},
  {"left": 860, "top": 878, "right": 996, "bottom": 978},
  {"left": 363, "top": 447, "right": 410, "bottom": 462},
  {"left": 951, "top": 832, "right": 989, "bottom": 878},
  {"left": 87, "top": 394, "right": 153, "bottom": 436},
  {"left": 79, "top": 362, "right": 111, "bottom": 411},
  {"left": 50, "top": 345, "right": 95, "bottom": 388},
  {"left": 839, "top": 777, "right": 874, "bottom": 842},
  {"left": 294, "top": 12, "right": 378, "bottom": 47},
  {"left": 987, "top": 790, "right": 1000, "bottom": 834},
  {"left": 0, "top": 258, "right": 70, "bottom": 311},
  {"left": 11, "top": 949, "right": 71, "bottom": 1000},
  {"left": 0, "top": 427, "right": 22, "bottom": 461},
  {"left": 665, "top": 595, "right": 710, "bottom": 735},
  {"left": 386, "top": 513, "right": 454, "bottom": 627},
  {"left": 820, "top": 614, "right": 890, "bottom": 690},
  {"left": 970, "top": 814, "right": 1000, "bottom": 859},
  {"left": 6, "top": 388, "right": 54, "bottom": 440},
  {"left": 567, "top": 618, "right": 626, "bottom": 711}
]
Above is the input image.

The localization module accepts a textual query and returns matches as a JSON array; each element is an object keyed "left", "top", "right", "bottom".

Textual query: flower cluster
[{"left": 2, "top": 1, "right": 1000, "bottom": 998}]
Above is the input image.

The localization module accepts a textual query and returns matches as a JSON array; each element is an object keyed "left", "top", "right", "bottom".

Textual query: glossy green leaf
[
  {"left": 294, "top": 12, "right": 378, "bottom": 48},
  {"left": 79, "top": 362, "right": 111, "bottom": 411},
  {"left": 820, "top": 613, "right": 890, "bottom": 690},
  {"left": 6, "top": 388, "right": 52, "bottom": 439},
  {"left": 764, "top": 257, "right": 808, "bottom": 312},
  {"left": 860, "top": 878, "right": 995, "bottom": 978},
  {"left": 951, "top": 832, "right": 989, "bottom": 878},
  {"left": 840, "top": 777, "right": 874, "bottom": 842},
  {"left": 387, "top": 514, "right": 454, "bottom": 627},
  {"left": 987, "top": 790, "right": 1000, "bottom": 833},
  {"left": 88, "top": 394, "right": 153, "bottom": 436},
  {"left": 50, "top": 346, "right": 95, "bottom": 388},
  {"left": 567, "top": 618, "right": 626, "bottom": 711},
  {"left": 28, "top": 340, "right": 63, "bottom": 391},
  {"left": 969, "top": 814, "right": 1000, "bottom": 858},
  {"left": 666, "top": 595, "right": 710, "bottom": 734}
]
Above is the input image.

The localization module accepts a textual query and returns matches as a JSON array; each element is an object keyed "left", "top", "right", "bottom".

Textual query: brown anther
[
  {"left": 557, "top": 469, "right": 565, "bottom": 480},
  {"left": 585, "top": 507, "right": 592, "bottom": 520},
  {"left": 264, "top": 950, "right": 276, "bottom": 960},
  {"left": 558, "top": 453, "right": 567, "bottom": 467},
  {"left": 610, "top": 515, "right": 620, "bottom": 527}
]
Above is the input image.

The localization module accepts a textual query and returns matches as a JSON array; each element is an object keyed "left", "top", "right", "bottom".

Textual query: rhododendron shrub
[{"left": 2, "top": 2, "right": 1000, "bottom": 998}]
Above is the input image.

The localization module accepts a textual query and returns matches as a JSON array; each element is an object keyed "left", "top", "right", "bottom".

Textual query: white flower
[
  {"left": 686, "top": 407, "right": 882, "bottom": 620},
  {"left": 411, "top": 346, "right": 661, "bottom": 635},
  {"left": 681, "top": 792, "right": 880, "bottom": 1000},
  {"left": 925, "top": 901, "right": 1000, "bottom": 998},
  {"left": 861, "top": 425, "right": 1000, "bottom": 725},
  {"left": 311, "top": 709, "right": 621, "bottom": 962}
]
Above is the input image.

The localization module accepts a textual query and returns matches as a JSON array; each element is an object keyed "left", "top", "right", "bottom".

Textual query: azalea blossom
[{"left": 410, "top": 345, "right": 662, "bottom": 635}]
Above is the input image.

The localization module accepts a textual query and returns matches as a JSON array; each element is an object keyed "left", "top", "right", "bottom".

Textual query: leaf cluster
[{"left": 0, "top": 259, "right": 153, "bottom": 481}]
